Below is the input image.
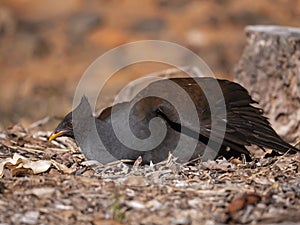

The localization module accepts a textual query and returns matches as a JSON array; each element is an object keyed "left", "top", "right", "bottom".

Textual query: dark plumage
[{"left": 49, "top": 77, "right": 298, "bottom": 164}]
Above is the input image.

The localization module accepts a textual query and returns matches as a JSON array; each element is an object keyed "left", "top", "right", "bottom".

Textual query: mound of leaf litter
[{"left": 0, "top": 123, "right": 300, "bottom": 225}]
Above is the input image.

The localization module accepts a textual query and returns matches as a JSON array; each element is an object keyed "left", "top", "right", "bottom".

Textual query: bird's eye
[{"left": 67, "top": 121, "right": 73, "bottom": 127}]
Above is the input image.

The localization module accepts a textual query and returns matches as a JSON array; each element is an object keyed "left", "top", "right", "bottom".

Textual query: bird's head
[
  {"left": 49, "top": 111, "right": 74, "bottom": 141},
  {"left": 49, "top": 96, "right": 93, "bottom": 141}
]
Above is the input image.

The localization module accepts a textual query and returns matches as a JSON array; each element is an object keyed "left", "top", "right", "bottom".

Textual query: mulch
[{"left": 0, "top": 123, "right": 300, "bottom": 225}]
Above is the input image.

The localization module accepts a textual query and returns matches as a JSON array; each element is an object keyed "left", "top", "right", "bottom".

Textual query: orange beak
[{"left": 48, "top": 131, "right": 64, "bottom": 141}]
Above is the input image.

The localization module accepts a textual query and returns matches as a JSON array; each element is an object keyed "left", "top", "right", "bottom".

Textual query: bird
[{"left": 49, "top": 77, "right": 299, "bottom": 164}]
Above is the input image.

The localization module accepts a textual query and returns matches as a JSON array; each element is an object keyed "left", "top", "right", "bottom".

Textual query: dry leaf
[
  {"left": 50, "top": 160, "right": 76, "bottom": 174},
  {"left": 0, "top": 153, "right": 51, "bottom": 178},
  {"left": 227, "top": 192, "right": 261, "bottom": 216},
  {"left": 132, "top": 156, "right": 142, "bottom": 170},
  {"left": 230, "top": 158, "right": 243, "bottom": 165}
]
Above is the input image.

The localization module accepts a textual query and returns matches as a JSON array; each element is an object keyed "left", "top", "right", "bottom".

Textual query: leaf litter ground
[{"left": 0, "top": 123, "right": 300, "bottom": 225}]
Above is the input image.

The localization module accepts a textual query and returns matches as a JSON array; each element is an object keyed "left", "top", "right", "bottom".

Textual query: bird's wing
[
  {"left": 148, "top": 77, "right": 298, "bottom": 154},
  {"left": 211, "top": 79, "right": 298, "bottom": 153},
  {"left": 96, "top": 77, "right": 298, "bottom": 159},
  {"left": 97, "top": 102, "right": 130, "bottom": 121}
]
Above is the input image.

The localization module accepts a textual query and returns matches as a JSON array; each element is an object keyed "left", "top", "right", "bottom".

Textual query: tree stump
[{"left": 235, "top": 25, "right": 300, "bottom": 143}]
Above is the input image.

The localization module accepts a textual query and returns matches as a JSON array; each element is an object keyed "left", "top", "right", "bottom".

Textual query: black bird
[{"left": 49, "top": 77, "right": 298, "bottom": 164}]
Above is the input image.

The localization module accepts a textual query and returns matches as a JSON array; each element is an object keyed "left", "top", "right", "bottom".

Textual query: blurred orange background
[{"left": 1, "top": 0, "right": 300, "bottom": 129}]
